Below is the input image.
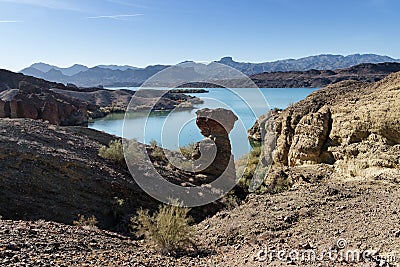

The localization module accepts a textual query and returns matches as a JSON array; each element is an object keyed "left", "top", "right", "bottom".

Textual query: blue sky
[{"left": 0, "top": 0, "right": 399, "bottom": 71}]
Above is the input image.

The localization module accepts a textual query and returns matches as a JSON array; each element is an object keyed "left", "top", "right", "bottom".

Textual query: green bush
[
  {"left": 98, "top": 140, "right": 125, "bottom": 164},
  {"left": 132, "top": 203, "right": 195, "bottom": 255}
]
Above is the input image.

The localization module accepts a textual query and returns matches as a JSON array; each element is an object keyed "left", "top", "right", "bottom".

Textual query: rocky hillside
[
  {"left": 0, "top": 118, "right": 227, "bottom": 232},
  {"left": 250, "top": 71, "right": 400, "bottom": 187},
  {"left": 251, "top": 62, "right": 400, "bottom": 88},
  {"left": 0, "top": 119, "right": 155, "bottom": 231}
]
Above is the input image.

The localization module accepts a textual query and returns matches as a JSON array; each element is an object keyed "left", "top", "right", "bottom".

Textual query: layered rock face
[
  {"left": 0, "top": 82, "right": 89, "bottom": 126},
  {"left": 192, "top": 108, "right": 238, "bottom": 183},
  {"left": 250, "top": 72, "right": 400, "bottom": 184}
]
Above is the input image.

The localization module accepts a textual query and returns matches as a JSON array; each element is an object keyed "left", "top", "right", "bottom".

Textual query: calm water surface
[{"left": 89, "top": 88, "right": 318, "bottom": 157}]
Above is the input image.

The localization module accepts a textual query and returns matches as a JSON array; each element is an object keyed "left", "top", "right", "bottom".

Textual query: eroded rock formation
[
  {"left": 0, "top": 82, "right": 89, "bottom": 126},
  {"left": 250, "top": 72, "right": 400, "bottom": 185},
  {"left": 192, "top": 108, "right": 238, "bottom": 184}
]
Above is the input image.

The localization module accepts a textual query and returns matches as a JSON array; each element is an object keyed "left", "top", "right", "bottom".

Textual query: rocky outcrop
[
  {"left": 251, "top": 72, "right": 400, "bottom": 183},
  {"left": 0, "top": 82, "right": 89, "bottom": 126},
  {"left": 192, "top": 108, "right": 238, "bottom": 184},
  {"left": 287, "top": 106, "right": 332, "bottom": 166}
]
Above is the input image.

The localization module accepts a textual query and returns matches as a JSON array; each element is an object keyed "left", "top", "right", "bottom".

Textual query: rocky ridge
[
  {"left": 20, "top": 54, "right": 400, "bottom": 87},
  {"left": 250, "top": 62, "right": 400, "bottom": 88}
]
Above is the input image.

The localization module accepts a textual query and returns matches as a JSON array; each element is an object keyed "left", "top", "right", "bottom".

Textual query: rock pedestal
[{"left": 192, "top": 108, "right": 238, "bottom": 184}]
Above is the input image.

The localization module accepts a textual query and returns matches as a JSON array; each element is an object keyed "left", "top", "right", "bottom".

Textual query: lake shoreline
[{"left": 90, "top": 87, "right": 318, "bottom": 157}]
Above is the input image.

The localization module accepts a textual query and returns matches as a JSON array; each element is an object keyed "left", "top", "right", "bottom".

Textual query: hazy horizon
[{"left": 1, "top": 0, "right": 400, "bottom": 71}]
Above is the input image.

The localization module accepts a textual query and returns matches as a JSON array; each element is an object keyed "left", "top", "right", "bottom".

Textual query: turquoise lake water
[{"left": 89, "top": 88, "right": 318, "bottom": 157}]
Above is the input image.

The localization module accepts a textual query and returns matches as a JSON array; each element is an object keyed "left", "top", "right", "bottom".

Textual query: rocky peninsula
[{"left": 0, "top": 69, "right": 203, "bottom": 126}]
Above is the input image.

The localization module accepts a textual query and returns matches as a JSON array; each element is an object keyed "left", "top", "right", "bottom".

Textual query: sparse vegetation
[
  {"left": 236, "top": 144, "right": 270, "bottom": 194},
  {"left": 150, "top": 140, "right": 165, "bottom": 160},
  {"left": 73, "top": 214, "right": 98, "bottom": 227},
  {"left": 124, "top": 139, "right": 147, "bottom": 163},
  {"left": 149, "top": 139, "right": 159, "bottom": 148},
  {"left": 131, "top": 202, "right": 195, "bottom": 255},
  {"left": 111, "top": 197, "right": 125, "bottom": 221},
  {"left": 179, "top": 142, "right": 196, "bottom": 160},
  {"left": 99, "top": 139, "right": 148, "bottom": 165},
  {"left": 269, "top": 176, "right": 292, "bottom": 194},
  {"left": 98, "top": 139, "right": 125, "bottom": 164}
]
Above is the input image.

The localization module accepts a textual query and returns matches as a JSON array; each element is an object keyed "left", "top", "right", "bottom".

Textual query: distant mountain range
[
  {"left": 216, "top": 54, "right": 400, "bottom": 75},
  {"left": 20, "top": 54, "right": 400, "bottom": 87}
]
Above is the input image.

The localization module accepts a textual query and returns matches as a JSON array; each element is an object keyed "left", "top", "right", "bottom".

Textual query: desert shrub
[
  {"left": 222, "top": 191, "right": 241, "bottom": 209},
  {"left": 149, "top": 140, "right": 165, "bottom": 160},
  {"left": 73, "top": 214, "right": 98, "bottom": 227},
  {"left": 132, "top": 203, "right": 195, "bottom": 255},
  {"left": 179, "top": 142, "right": 196, "bottom": 159},
  {"left": 270, "top": 176, "right": 292, "bottom": 194},
  {"left": 236, "top": 144, "right": 269, "bottom": 193},
  {"left": 111, "top": 197, "right": 125, "bottom": 220},
  {"left": 150, "top": 139, "right": 158, "bottom": 148},
  {"left": 99, "top": 140, "right": 125, "bottom": 164}
]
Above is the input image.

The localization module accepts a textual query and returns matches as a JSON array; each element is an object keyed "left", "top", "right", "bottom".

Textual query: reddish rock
[{"left": 0, "top": 86, "right": 88, "bottom": 126}]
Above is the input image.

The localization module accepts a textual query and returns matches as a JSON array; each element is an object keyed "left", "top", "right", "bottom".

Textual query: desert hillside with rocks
[{"left": 1, "top": 72, "right": 400, "bottom": 266}]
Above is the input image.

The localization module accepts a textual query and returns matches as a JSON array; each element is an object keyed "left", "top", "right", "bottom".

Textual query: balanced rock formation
[
  {"left": 250, "top": 71, "right": 400, "bottom": 186},
  {"left": 192, "top": 108, "right": 238, "bottom": 184}
]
